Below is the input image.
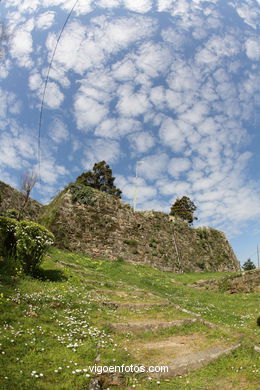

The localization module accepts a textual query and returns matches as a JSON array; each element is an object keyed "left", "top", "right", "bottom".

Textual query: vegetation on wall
[
  {"left": 170, "top": 196, "right": 197, "bottom": 226},
  {"left": 69, "top": 183, "right": 96, "bottom": 206},
  {"left": 76, "top": 160, "right": 122, "bottom": 198}
]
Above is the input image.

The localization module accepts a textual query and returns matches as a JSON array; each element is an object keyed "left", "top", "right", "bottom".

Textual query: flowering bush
[
  {"left": 0, "top": 209, "right": 19, "bottom": 219},
  {"left": 0, "top": 216, "right": 18, "bottom": 258},
  {"left": 15, "top": 221, "right": 54, "bottom": 274}
]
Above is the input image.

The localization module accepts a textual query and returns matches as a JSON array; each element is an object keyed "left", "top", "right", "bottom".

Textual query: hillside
[
  {"left": 0, "top": 248, "right": 258, "bottom": 390},
  {"left": 0, "top": 181, "right": 42, "bottom": 220},
  {"left": 39, "top": 184, "right": 239, "bottom": 273}
]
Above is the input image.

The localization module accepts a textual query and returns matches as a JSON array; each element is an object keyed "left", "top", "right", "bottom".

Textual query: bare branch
[{"left": 18, "top": 171, "right": 38, "bottom": 220}]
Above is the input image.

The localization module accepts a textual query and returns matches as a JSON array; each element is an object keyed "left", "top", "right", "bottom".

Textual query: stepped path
[
  {"left": 90, "top": 283, "right": 240, "bottom": 388},
  {"left": 55, "top": 259, "right": 242, "bottom": 389}
]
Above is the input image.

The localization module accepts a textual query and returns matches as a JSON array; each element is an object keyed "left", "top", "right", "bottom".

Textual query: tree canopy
[
  {"left": 170, "top": 196, "right": 197, "bottom": 226},
  {"left": 76, "top": 161, "right": 122, "bottom": 198},
  {"left": 242, "top": 258, "right": 256, "bottom": 271}
]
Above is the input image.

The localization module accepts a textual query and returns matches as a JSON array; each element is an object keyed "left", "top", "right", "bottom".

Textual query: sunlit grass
[{"left": 0, "top": 248, "right": 259, "bottom": 389}]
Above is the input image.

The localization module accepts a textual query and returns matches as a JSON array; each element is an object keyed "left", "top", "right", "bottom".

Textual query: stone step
[
  {"left": 171, "top": 304, "right": 218, "bottom": 329},
  {"left": 102, "top": 301, "right": 170, "bottom": 310},
  {"left": 150, "top": 342, "right": 241, "bottom": 378},
  {"left": 108, "top": 318, "right": 198, "bottom": 332},
  {"left": 87, "top": 341, "right": 241, "bottom": 388}
]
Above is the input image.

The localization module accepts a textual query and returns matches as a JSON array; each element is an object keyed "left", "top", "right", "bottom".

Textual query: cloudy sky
[{"left": 0, "top": 0, "right": 260, "bottom": 266}]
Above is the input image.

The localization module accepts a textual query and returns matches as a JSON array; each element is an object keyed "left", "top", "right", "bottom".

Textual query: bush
[
  {"left": 123, "top": 239, "right": 139, "bottom": 246},
  {"left": 242, "top": 258, "right": 256, "bottom": 271},
  {"left": 69, "top": 183, "right": 96, "bottom": 206},
  {"left": 0, "top": 209, "right": 19, "bottom": 219},
  {"left": 15, "top": 221, "right": 54, "bottom": 275},
  {"left": 0, "top": 216, "right": 18, "bottom": 258}
]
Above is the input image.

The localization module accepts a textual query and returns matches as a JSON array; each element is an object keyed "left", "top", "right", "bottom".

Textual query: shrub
[
  {"left": 0, "top": 209, "right": 19, "bottom": 219},
  {"left": 123, "top": 239, "right": 139, "bottom": 246},
  {"left": 0, "top": 216, "right": 18, "bottom": 258},
  {"left": 15, "top": 221, "right": 54, "bottom": 274},
  {"left": 242, "top": 258, "right": 256, "bottom": 271},
  {"left": 70, "top": 183, "right": 96, "bottom": 206},
  {"left": 116, "top": 256, "right": 124, "bottom": 263}
]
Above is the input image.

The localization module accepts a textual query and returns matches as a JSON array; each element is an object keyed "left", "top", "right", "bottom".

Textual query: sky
[{"left": 0, "top": 0, "right": 260, "bottom": 267}]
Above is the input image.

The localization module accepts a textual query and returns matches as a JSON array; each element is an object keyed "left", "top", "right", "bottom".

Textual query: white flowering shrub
[
  {"left": 0, "top": 216, "right": 18, "bottom": 258},
  {"left": 15, "top": 221, "right": 54, "bottom": 275}
]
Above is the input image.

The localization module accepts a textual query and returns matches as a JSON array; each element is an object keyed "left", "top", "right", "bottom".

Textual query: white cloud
[
  {"left": 38, "top": 158, "right": 68, "bottom": 185},
  {"left": 157, "top": 179, "right": 191, "bottom": 196},
  {"left": 112, "top": 58, "right": 137, "bottom": 81},
  {"left": 29, "top": 70, "right": 64, "bottom": 109},
  {"left": 10, "top": 27, "right": 33, "bottom": 68},
  {"left": 97, "top": 0, "right": 121, "bottom": 8},
  {"left": 116, "top": 175, "right": 157, "bottom": 204},
  {"left": 245, "top": 38, "right": 260, "bottom": 60},
  {"left": 196, "top": 34, "right": 241, "bottom": 66},
  {"left": 128, "top": 131, "right": 155, "bottom": 153},
  {"left": 47, "top": 16, "right": 157, "bottom": 75},
  {"left": 0, "top": 128, "right": 37, "bottom": 170},
  {"left": 168, "top": 157, "right": 191, "bottom": 178},
  {"left": 29, "top": 72, "right": 42, "bottom": 91},
  {"left": 180, "top": 102, "right": 209, "bottom": 125},
  {"left": 95, "top": 118, "right": 142, "bottom": 138},
  {"left": 116, "top": 84, "right": 151, "bottom": 117},
  {"left": 0, "top": 89, "right": 21, "bottom": 130},
  {"left": 49, "top": 118, "right": 69, "bottom": 143},
  {"left": 134, "top": 42, "right": 172, "bottom": 78},
  {"left": 36, "top": 11, "right": 55, "bottom": 30},
  {"left": 232, "top": 1, "right": 260, "bottom": 29},
  {"left": 81, "top": 138, "right": 121, "bottom": 169},
  {"left": 45, "top": 82, "right": 64, "bottom": 109},
  {"left": 159, "top": 118, "right": 187, "bottom": 153},
  {"left": 74, "top": 94, "right": 108, "bottom": 131},
  {"left": 161, "top": 27, "right": 186, "bottom": 50},
  {"left": 137, "top": 153, "right": 169, "bottom": 181},
  {"left": 124, "top": 0, "right": 152, "bottom": 13}
]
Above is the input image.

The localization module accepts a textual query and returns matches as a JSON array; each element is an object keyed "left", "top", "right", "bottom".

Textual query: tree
[
  {"left": 76, "top": 161, "right": 122, "bottom": 198},
  {"left": 242, "top": 258, "right": 256, "bottom": 271},
  {"left": 18, "top": 171, "right": 37, "bottom": 220},
  {"left": 170, "top": 196, "right": 197, "bottom": 226}
]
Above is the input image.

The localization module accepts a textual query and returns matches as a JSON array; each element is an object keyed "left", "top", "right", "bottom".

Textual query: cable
[{"left": 37, "top": 0, "right": 79, "bottom": 179}]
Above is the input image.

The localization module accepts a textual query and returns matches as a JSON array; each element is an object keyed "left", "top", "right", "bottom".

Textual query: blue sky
[{"left": 0, "top": 0, "right": 260, "bottom": 267}]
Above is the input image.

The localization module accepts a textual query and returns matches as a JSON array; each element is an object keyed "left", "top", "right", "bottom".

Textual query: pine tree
[
  {"left": 170, "top": 196, "right": 197, "bottom": 226},
  {"left": 242, "top": 258, "right": 256, "bottom": 271},
  {"left": 76, "top": 161, "right": 122, "bottom": 198}
]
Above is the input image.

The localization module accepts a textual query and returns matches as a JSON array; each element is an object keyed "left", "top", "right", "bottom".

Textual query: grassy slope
[{"left": 0, "top": 248, "right": 259, "bottom": 390}]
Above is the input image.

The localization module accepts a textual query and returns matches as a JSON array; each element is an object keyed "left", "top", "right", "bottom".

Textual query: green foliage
[
  {"left": 170, "top": 196, "right": 197, "bottom": 226},
  {"left": 242, "top": 258, "right": 256, "bottom": 271},
  {"left": 76, "top": 160, "right": 122, "bottom": 198},
  {"left": 123, "top": 239, "right": 139, "bottom": 246},
  {"left": 0, "top": 217, "right": 55, "bottom": 275},
  {"left": 196, "top": 227, "right": 209, "bottom": 240},
  {"left": 69, "top": 183, "right": 96, "bottom": 206},
  {"left": 116, "top": 256, "right": 125, "bottom": 263},
  {"left": 15, "top": 220, "right": 54, "bottom": 275},
  {"left": 0, "top": 208, "right": 19, "bottom": 219},
  {"left": 0, "top": 216, "right": 18, "bottom": 258}
]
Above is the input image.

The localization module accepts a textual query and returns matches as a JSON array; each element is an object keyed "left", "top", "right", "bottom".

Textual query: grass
[{"left": 0, "top": 248, "right": 259, "bottom": 390}]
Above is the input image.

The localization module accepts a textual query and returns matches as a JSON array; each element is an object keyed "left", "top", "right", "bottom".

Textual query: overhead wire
[{"left": 37, "top": 0, "right": 80, "bottom": 180}]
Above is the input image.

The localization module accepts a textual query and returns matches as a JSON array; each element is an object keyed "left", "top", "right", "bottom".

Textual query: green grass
[{"left": 0, "top": 248, "right": 259, "bottom": 390}]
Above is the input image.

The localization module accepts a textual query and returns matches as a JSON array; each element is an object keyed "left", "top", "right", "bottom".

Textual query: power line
[{"left": 37, "top": 0, "right": 79, "bottom": 179}]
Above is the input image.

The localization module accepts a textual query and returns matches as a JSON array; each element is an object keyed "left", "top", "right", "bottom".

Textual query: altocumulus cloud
[{"left": 0, "top": 0, "right": 259, "bottom": 239}]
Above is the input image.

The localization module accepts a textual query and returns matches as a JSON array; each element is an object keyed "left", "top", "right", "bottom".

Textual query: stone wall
[{"left": 39, "top": 186, "right": 240, "bottom": 273}]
